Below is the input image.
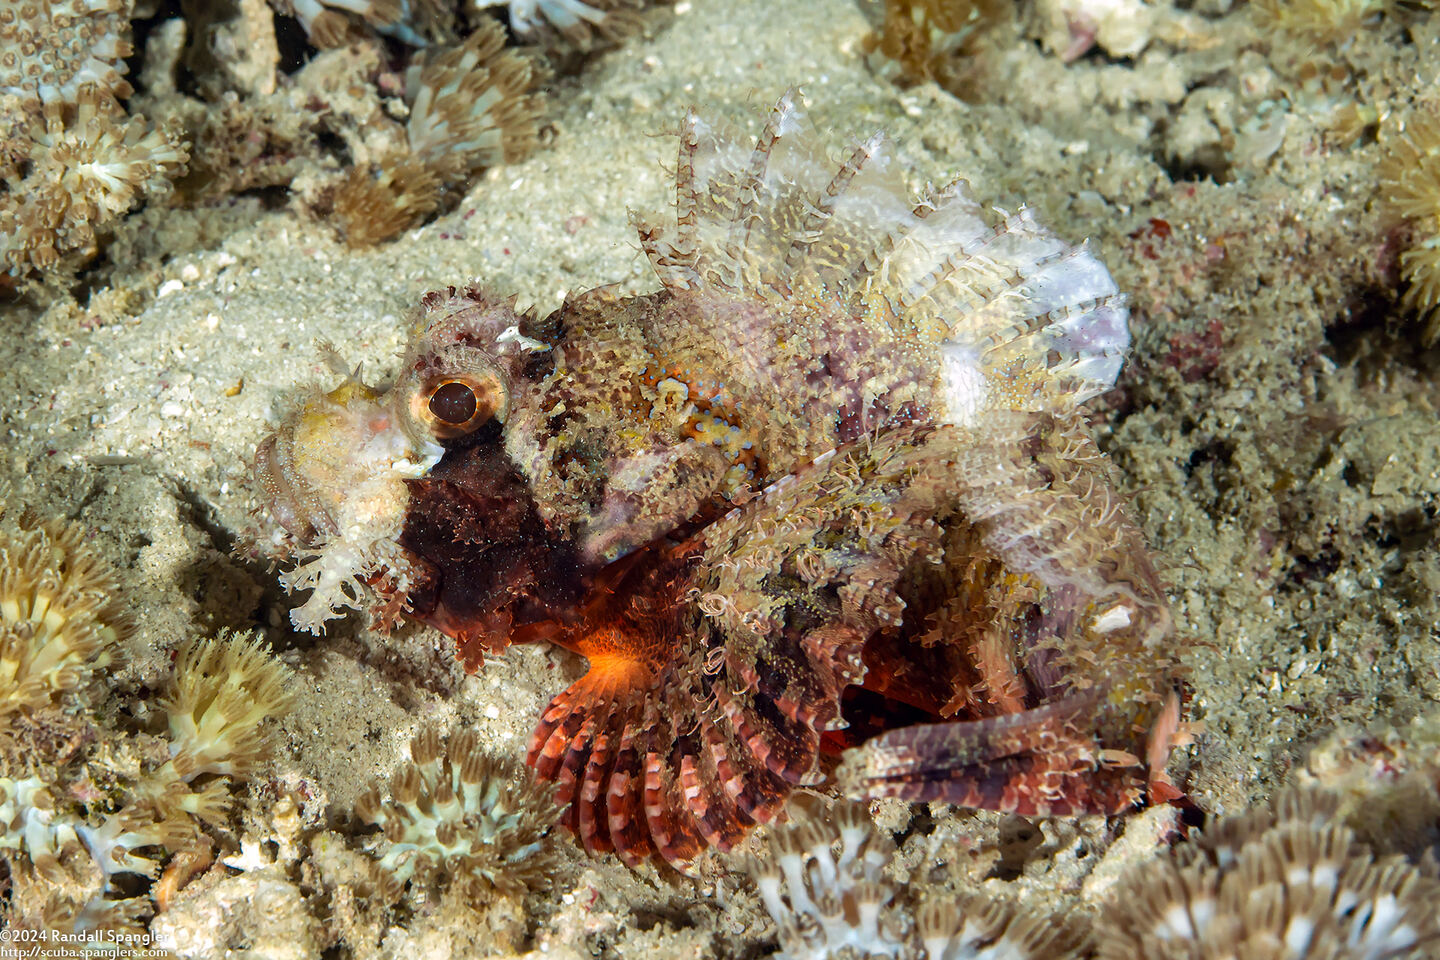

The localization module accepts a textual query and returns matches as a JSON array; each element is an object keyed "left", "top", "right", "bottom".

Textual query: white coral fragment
[{"left": 1035, "top": 0, "right": 1158, "bottom": 60}]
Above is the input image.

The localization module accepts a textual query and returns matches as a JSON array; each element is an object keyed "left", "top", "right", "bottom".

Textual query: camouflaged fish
[{"left": 253, "top": 92, "right": 1184, "bottom": 867}]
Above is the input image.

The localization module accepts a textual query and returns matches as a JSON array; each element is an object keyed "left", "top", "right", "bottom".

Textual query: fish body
[{"left": 254, "top": 93, "right": 1182, "bottom": 866}]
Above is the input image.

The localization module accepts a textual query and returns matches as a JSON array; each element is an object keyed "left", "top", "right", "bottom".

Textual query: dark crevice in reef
[{"left": 1324, "top": 285, "right": 1440, "bottom": 379}]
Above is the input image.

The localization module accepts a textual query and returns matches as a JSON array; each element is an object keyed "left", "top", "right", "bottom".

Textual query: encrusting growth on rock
[
  {"left": 355, "top": 726, "right": 561, "bottom": 902},
  {"left": 0, "top": 0, "right": 135, "bottom": 111}
]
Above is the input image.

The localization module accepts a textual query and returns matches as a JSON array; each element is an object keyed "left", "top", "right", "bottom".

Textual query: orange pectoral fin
[{"left": 528, "top": 650, "right": 656, "bottom": 859}]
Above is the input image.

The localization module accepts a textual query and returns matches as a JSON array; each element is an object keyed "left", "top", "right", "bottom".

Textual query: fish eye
[
  {"left": 409, "top": 373, "right": 507, "bottom": 439},
  {"left": 429, "top": 380, "right": 478, "bottom": 425}
]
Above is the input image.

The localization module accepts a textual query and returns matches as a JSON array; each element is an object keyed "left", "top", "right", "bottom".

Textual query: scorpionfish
[{"left": 254, "top": 93, "right": 1185, "bottom": 868}]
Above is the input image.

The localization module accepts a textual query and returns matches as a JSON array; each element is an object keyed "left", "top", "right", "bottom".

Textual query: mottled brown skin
[
  {"left": 257, "top": 95, "right": 1182, "bottom": 870},
  {"left": 395, "top": 413, "right": 1179, "bottom": 866}
]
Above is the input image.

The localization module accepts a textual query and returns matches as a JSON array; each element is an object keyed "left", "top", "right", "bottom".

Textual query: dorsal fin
[{"left": 631, "top": 92, "right": 1130, "bottom": 425}]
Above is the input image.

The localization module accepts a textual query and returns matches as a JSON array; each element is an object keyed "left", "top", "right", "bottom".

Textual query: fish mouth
[{"left": 253, "top": 432, "right": 328, "bottom": 545}]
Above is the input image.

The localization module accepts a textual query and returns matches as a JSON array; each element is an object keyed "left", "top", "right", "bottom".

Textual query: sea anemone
[
  {"left": 1093, "top": 788, "right": 1440, "bottom": 960},
  {"left": 748, "top": 805, "right": 910, "bottom": 959},
  {"left": 277, "top": 0, "right": 441, "bottom": 47},
  {"left": 481, "top": 0, "right": 646, "bottom": 48},
  {"left": 916, "top": 893, "right": 1087, "bottom": 960},
  {"left": 1379, "top": 102, "right": 1440, "bottom": 342},
  {"left": 0, "top": 505, "right": 129, "bottom": 735},
  {"left": 2, "top": 73, "right": 188, "bottom": 279},
  {"left": 0, "top": 496, "right": 297, "bottom": 938},
  {"left": 3, "top": 626, "right": 297, "bottom": 938},
  {"left": 158, "top": 630, "right": 298, "bottom": 782},
  {"left": 354, "top": 726, "right": 560, "bottom": 901},
  {"left": 746, "top": 805, "right": 1085, "bottom": 960},
  {"left": 327, "top": 19, "right": 545, "bottom": 245}
]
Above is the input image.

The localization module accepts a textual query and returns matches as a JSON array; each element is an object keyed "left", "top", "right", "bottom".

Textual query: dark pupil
[{"left": 429, "top": 381, "right": 478, "bottom": 425}]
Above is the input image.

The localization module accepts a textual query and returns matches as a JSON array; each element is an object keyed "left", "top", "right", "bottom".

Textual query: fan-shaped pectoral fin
[
  {"left": 528, "top": 641, "right": 808, "bottom": 869},
  {"left": 527, "top": 651, "right": 663, "bottom": 864}
]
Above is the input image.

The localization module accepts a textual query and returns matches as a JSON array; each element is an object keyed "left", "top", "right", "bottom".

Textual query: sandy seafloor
[{"left": 3, "top": 0, "right": 1440, "bottom": 956}]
